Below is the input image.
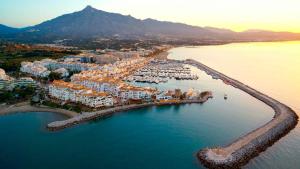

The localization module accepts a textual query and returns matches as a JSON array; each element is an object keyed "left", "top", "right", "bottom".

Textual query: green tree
[{"left": 48, "top": 72, "right": 61, "bottom": 81}]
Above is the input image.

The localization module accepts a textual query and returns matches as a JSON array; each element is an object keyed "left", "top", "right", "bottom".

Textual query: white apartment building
[
  {"left": 49, "top": 80, "right": 113, "bottom": 108},
  {"left": 71, "top": 77, "right": 122, "bottom": 96},
  {"left": 119, "top": 85, "right": 154, "bottom": 101},
  {"left": 156, "top": 92, "right": 173, "bottom": 101}
]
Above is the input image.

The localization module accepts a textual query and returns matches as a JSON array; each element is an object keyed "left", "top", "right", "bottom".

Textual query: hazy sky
[{"left": 1, "top": 0, "right": 300, "bottom": 32}]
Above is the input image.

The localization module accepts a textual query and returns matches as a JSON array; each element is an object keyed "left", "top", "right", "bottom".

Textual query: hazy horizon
[{"left": 1, "top": 0, "right": 300, "bottom": 33}]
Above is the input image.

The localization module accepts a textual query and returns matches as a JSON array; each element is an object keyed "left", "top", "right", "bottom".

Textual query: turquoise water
[{"left": 0, "top": 63, "right": 274, "bottom": 169}]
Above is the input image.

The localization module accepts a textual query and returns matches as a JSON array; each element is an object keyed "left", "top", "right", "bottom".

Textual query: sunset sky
[{"left": 1, "top": 0, "right": 300, "bottom": 32}]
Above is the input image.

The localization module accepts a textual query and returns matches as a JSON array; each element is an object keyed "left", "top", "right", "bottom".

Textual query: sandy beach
[{"left": 0, "top": 102, "right": 78, "bottom": 118}]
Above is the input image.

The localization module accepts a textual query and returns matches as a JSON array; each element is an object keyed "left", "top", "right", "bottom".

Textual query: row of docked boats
[
  {"left": 133, "top": 71, "right": 198, "bottom": 80},
  {"left": 124, "top": 75, "right": 167, "bottom": 84},
  {"left": 123, "top": 59, "right": 199, "bottom": 84}
]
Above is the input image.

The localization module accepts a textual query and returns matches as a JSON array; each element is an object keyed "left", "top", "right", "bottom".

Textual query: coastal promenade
[
  {"left": 184, "top": 59, "right": 298, "bottom": 169},
  {"left": 47, "top": 96, "right": 212, "bottom": 131},
  {"left": 0, "top": 102, "right": 77, "bottom": 118}
]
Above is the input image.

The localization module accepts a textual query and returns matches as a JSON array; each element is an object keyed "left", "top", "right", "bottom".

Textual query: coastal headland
[{"left": 184, "top": 59, "right": 298, "bottom": 169}]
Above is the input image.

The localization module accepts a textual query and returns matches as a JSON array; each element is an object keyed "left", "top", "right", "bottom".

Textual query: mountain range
[{"left": 1, "top": 5, "right": 300, "bottom": 43}]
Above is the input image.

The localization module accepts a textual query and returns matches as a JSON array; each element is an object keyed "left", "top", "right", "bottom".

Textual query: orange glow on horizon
[{"left": 1, "top": 0, "right": 300, "bottom": 33}]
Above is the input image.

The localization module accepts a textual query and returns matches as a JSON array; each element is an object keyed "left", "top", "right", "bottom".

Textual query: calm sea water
[
  {"left": 0, "top": 59, "right": 274, "bottom": 169},
  {"left": 168, "top": 41, "right": 300, "bottom": 169}
]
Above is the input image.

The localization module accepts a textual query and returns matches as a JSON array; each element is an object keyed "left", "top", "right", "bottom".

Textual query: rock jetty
[{"left": 185, "top": 59, "right": 298, "bottom": 169}]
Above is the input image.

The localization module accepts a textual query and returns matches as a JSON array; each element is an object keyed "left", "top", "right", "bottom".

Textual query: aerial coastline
[
  {"left": 1, "top": 49, "right": 298, "bottom": 169},
  {"left": 1, "top": 2, "right": 300, "bottom": 169},
  {"left": 0, "top": 45, "right": 298, "bottom": 168}
]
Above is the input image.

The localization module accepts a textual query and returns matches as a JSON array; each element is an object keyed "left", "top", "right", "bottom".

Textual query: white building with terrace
[{"left": 49, "top": 80, "right": 114, "bottom": 108}]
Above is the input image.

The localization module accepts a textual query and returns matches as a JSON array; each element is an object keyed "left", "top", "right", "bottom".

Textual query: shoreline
[
  {"left": 184, "top": 59, "right": 298, "bottom": 169},
  {"left": 0, "top": 102, "right": 78, "bottom": 118},
  {"left": 154, "top": 50, "right": 170, "bottom": 60},
  {"left": 47, "top": 96, "right": 212, "bottom": 131}
]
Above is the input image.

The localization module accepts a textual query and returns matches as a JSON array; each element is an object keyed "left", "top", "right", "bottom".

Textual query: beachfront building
[
  {"left": 49, "top": 80, "right": 113, "bottom": 108},
  {"left": 155, "top": 91, "right": 174, "bottom": 101},
  {"left": 71, "top": 73, "right": 157, "bottom": 102},
  {"left": 71, "top": 76, "right": 122, "bottom": 96},
  {"left": 119, "top": 85, "right": 155, "bottom": 102},
  {"left": 79, "top": 92, "right": 113, "bottom": 107}
]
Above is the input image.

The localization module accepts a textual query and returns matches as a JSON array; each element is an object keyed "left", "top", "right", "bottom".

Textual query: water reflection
[{"left": 168, "top": 41, "right": 300, "bottom": 169}]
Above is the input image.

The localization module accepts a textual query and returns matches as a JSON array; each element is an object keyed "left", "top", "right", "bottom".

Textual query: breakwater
[
  {"left": 184, "top": 59, "right": 298, "bottom": 169},
  {"left": 47, "top": 95, "right": 212, "bottom": 131}
]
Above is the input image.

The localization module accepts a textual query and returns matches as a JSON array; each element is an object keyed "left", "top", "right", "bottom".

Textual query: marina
[{"left": 124, "top": 59, "right": 198, "bottom": 83}]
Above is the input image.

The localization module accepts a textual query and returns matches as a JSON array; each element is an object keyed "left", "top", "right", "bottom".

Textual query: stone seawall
[
  {"left": 184, "top": 59, "right": 298, "bottom": 169},
  {"left": 47, "top": 97, "right": 212, "bottom": 131}
]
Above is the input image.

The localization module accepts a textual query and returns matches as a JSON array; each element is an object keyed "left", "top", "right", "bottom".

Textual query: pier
[{"left": 184, "top": 59, "right": 298, "bottom": 169}]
